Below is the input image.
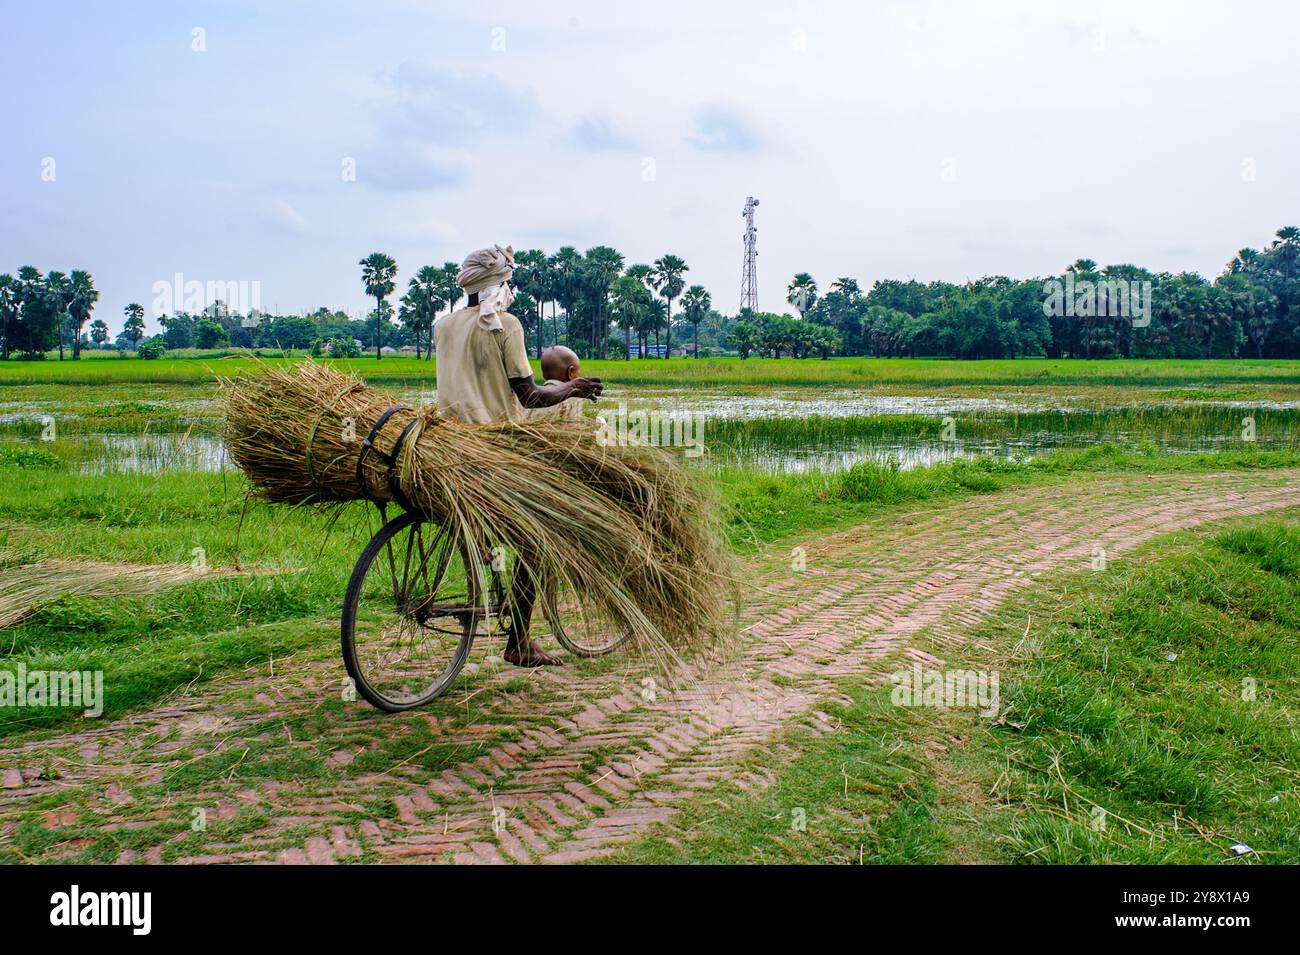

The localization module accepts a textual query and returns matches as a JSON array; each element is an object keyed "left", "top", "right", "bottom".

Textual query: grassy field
[{"left": 5, "top": 351, "right": 1300, "bottom": 390}]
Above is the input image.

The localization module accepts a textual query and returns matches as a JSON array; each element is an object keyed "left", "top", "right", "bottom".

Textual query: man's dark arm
[{"left": 509, "top": 376, "right": 604, "bottom": 409}]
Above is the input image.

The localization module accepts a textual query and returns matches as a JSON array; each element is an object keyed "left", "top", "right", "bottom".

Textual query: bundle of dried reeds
[{"left": 220, "top": 362, "right": 735, "bottom": 654}]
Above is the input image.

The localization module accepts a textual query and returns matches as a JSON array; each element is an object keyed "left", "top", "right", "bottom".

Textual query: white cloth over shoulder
[{"left": 457, "top": 244, "right": 516, "bottom": 332}]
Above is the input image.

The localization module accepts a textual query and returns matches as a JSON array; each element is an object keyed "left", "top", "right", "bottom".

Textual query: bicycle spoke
[{"left": 398, "top": 522, "right": 417, "bottom": 602}]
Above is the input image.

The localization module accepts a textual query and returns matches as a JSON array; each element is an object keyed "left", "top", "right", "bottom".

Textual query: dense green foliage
[{"left": 782, "top": 228, "right": 1300, "bottom": 360}]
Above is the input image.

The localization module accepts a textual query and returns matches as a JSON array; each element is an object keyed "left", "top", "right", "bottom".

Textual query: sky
[{"left": 2, "top": 0, "right": 1297, "bottom": 335}]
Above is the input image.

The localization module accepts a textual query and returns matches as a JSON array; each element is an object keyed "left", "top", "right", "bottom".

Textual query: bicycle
[{"left": 338, "top": 406, "right": 631, "bottom": 712}]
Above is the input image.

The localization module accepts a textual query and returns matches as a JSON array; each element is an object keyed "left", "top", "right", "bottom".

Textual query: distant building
[{"left": 629, "top": 344, "right": 669, "bottom": 358}]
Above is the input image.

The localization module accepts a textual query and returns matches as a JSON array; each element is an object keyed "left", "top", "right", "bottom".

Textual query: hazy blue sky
[{"left": 2, "top": 0, "right": 1296, "bottom": 334}]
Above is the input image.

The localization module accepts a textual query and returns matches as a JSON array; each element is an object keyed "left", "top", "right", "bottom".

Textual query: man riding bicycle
[{"left": 433, "top": 245, "right": 603, "bottom": 666}]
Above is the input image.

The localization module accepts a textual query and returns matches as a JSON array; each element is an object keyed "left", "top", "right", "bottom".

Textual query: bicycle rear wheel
[
  {"left": 341, "top": 512, "right": 483, "bottom": 711},
  {"left": 542, "top": 576, "right": 633, "bottom": 657}
]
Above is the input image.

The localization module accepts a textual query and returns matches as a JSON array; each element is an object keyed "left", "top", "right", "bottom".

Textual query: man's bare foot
[{"left": 503, "top": 640, "right": 564, "bottom": 667}]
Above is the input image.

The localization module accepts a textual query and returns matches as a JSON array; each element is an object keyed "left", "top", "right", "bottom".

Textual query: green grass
[
  {"left": 989, "top": 517, "right": 1300, "bottom": 863},
  {"left": 0, "top": 468, "right": 384, "bottom": 734},
  {"left": 0, "top": 445, "right": 63, "bottom": 469},
  {"left": 706, "top": 406, "right": 1300, "bottom": 452},
  {"left": 3, "top": 396, "right": 1298, "bottom": 864},
  {"left": 5, "top": 353, "right": 1300, "bottom": 388},
  {"left": 9, "top": 356, "right": 1297, "bottom": 863}
]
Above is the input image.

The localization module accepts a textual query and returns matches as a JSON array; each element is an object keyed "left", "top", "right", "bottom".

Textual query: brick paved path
[{"left": 2, "top": 470, "right": 1296, "bottom": 863}]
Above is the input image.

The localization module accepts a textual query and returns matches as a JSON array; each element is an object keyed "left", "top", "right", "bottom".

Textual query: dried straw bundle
[{"left": 220, "top": 362, "right": 735, "bottom": 654}]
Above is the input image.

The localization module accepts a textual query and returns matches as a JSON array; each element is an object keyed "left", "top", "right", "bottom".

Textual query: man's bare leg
[{"left": 503, "top": 559, "right": 563, "bottom": 666}]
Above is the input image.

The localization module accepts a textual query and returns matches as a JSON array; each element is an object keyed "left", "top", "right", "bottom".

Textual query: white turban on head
[{"left": 457, "top": 244, "right": 516, "bottom": 331}]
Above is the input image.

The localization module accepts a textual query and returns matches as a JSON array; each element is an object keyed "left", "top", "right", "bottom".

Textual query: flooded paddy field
[{"left": 2, "top": 374, "right": 1295, "bottom": 475}]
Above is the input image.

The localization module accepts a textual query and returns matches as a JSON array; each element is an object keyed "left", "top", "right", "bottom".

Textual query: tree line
[
  {"left": 3, "top": 225, "right": 1296, "bottom": 361},
  {"left": 772, "top": 226, "right": 1299, "bottom": 360},
  {"left": 356, "top": 248, "right": 710, "bottom": 360}
]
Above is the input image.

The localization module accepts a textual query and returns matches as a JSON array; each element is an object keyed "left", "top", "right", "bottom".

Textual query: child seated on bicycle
[{"left": 526, "top": 346, "right": 586, "bottom": 421}]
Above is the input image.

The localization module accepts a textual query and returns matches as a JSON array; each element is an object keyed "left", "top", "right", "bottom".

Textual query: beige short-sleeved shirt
[
  {"left": 526, "top": 379, "right": 585, "bottom": 422},
  {"left": 433, "top": 305, "right": 533, "bottom": 424}
]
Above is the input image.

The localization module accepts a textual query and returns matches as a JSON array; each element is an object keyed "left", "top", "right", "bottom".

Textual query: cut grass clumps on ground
[
  {"left": 0, "top": 557, "right": 207, "bottom": 628},
  {"left": 990, "top": 516, "right": 1300, "bottom": 863}
]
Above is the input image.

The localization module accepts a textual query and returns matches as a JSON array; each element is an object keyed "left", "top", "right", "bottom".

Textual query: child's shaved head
[{"left": 540, "top": 345, "right": 580, "bottom": 382}]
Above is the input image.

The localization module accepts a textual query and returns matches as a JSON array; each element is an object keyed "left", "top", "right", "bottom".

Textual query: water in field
[
  {"left": 69, "top": 433, "right": 227, "bottom": 474},
  {"left": 1, "top": 382, "right": 1296, "bottom": 475}
]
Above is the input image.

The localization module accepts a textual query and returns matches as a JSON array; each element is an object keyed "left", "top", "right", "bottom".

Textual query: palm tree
[
  {"left": 430, "top": 261, "right": 462, "bottom": 360},
  {"left": 1229, "top": 247, "right": 1260, "bottom": 275},
  {"left": 811, "top": 325, "right": 841, "bottom": 359},
  {"left": 645, "top": 298, "right": 667, "bottom": 355},
  {"left": 415, "top": 264, "right": 453, "bottom": 361},
  {"left": 550, "top": 246, "right": 582, "bottom": 348},
  {"left": 535, "top": 254, "right": 555, "bottom": 354},
  {"left": 681, "top": 285, "right": 711, "bottom": 357},
  {"left": 0, "top": 274, "right": 15, "bottom": 359},
  {"left": 512, "top": 290, "right": 539, "bottom": 354},
  {"left": 1274, "top": 226, "right": 1299, "bottom": 279},
  {"left": 649, "top": 254, "right": 688, "bottom": 358},
  {"left": 90, "top": 319, "right": 109, "bottom": 346},
  {"left": 123, "top": 303, "right": 145, "bottom": 350},
  {"left": 67, "top": 270, "right": 98, "bottom": 359},
  {"left": 611, "top": 274, "right": 657, "bottom": 358},
  {"left": 397, "top": 293, "right": 421, "bottom": 359},
  {"left": 829, "top": 276, "right": 861, "bottom": 297},
  {"left": 728, "top": 320, "right": 758, "bottom": 359},
  {"left": 622, "top": 265, "right": 654, "bottom": 356},
  {"left": 787, "top": 273, "right": 818, "bottom": 318},
  {"left": 12, "top": 267, "right": 45, "bottom": 355},
  {"left": 359, "top": 253, "right": 398, "bottom": 359},
  {"left": 441, "top": 262, "right": 463, "bottom": 308},
  {"left": 401, "top": 266, "right": 443, "bottom": 359},
  {"left": 513, "top": 249, "right": 548, "bottom": 357},
  {"left": 44, "top": 271, "right": 71, "bottom": 360},
  {"left": 625, "top": 263, "right": 653, "bottom": 286},
  {"left": 583, "top": 246, "right": 624, "bottom": 356}
]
